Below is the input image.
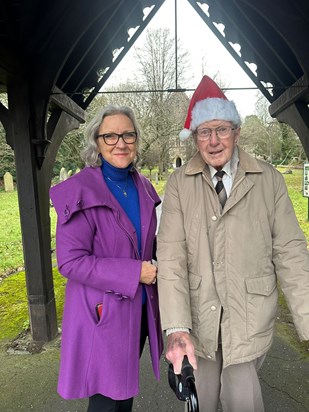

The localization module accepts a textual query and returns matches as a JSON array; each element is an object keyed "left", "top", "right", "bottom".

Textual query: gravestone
[
  {"left": 59, "top": 167, "right": 68, "bottom": 181},
  {"left": 4, "top": 171, "right": 14, "bottom": 192}
]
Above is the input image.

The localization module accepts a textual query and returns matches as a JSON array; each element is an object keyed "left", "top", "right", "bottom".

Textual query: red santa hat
[{"left": 179, "top": 75, "right": 241, "bottom": 140}]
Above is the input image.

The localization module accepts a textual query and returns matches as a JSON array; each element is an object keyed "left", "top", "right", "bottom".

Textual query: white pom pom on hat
[{"left": 179, "top": 75, "right": 241, "bottom": 140}]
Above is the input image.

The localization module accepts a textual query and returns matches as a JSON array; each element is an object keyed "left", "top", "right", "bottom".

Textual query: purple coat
[{"left": 50, "top": 166, "right": 163, "bottom": 400}]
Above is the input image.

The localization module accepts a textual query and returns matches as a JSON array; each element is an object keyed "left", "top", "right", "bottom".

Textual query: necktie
[{"left": 215, "top": 170, "right": 227, "bottom": 208}]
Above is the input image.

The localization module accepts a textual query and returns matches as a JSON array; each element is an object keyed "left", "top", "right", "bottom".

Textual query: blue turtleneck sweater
[{"left": 100, "top": 158, "right": 146, "bottom": 304}]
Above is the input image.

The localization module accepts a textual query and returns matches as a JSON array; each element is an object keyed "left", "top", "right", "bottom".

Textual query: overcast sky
[{"left": 104, "top": 0, "right": 266, "bottom": 119}]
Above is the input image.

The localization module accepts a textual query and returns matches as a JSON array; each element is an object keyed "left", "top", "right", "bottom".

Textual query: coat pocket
[{"left": 245, "top": 274, "right": 278, "bottom": 339}]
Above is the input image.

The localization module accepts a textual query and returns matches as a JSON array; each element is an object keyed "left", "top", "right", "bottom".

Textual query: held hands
[
  {"left": 166, "top": 331, "right": 197, "bottom": 374},
  {"left": 140, "top": 260, "right": 157, "bottom": 285}
]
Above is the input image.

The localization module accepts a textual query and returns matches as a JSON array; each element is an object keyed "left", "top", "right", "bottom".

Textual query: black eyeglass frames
[{"left": 97, "top": 132, "right": 138, "bottom": 145}]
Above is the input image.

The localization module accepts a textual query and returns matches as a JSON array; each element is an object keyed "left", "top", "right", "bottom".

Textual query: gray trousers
[{"left": 194, "top": 345, "right": 266, "bottom": 412}]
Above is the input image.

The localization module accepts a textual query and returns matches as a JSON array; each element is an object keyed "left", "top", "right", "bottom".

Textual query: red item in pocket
[{"left": 96, "top": 303, "right": 103, "bottom": 320}]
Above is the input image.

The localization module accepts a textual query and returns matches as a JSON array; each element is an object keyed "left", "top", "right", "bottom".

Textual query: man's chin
[{"left": 207, "top": 156, "right": 225, "bottom": 168}]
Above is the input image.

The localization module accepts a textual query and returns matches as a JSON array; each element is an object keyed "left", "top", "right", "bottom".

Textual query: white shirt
[
  {"left": 208, "top": 147, "right": 240, "bottom": 197},
  {"left": 209, "top": 162, "right": 233, "bottom": 197}
]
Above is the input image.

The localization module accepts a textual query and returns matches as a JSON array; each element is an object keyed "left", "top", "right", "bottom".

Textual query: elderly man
[{"left": 157, "top": 75, "right": 309, "bottom": 412}]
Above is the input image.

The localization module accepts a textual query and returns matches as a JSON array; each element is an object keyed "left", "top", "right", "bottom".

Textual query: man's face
[{"left": 195, "top": 120, "right": 240, "bottom": 169}]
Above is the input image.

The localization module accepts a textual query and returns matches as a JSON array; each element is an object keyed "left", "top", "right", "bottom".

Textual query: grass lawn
[{"left": 0, "top": 168, "right": 308, "bottom": 358}]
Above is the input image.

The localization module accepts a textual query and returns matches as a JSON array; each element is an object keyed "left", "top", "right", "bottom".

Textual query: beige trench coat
[{"left": 157, "top": 148, "right": 309, "bottom": 367}]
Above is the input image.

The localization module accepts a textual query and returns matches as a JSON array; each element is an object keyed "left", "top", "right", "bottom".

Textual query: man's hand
[{"left": 166, "top": 331, "right": 197, "bottom": 374}]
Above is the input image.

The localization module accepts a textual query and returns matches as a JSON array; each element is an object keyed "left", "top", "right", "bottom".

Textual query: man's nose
[{"left": 209, "top": 129, "right": 220, "bottom": 144}]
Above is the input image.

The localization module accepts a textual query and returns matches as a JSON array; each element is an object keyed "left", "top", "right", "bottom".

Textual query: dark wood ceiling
[
  {"left": 0, "top": 0, "right": 165, "bottom": 107},
  {"left": 1, "top": 0, "right": 308, "bottom": 110},
  {"left": 188, "top": 0, "right": 309, "bottom": 104}
]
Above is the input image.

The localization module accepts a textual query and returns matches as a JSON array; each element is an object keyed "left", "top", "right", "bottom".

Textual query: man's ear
[{"left": 234, "top": 127, "right": 241, "bottom": 145}]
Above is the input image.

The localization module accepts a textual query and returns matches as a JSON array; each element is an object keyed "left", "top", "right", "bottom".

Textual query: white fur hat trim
[{"left": 191, "top": 98, "right": 241, "bottom": 130}]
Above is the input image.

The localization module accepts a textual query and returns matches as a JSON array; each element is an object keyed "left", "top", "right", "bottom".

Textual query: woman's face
[{"left": 97, "top": 113, "right": 137, "bottom": 168}]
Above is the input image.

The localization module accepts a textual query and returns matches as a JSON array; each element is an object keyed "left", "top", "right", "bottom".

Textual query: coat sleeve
[
  {"left": 55, "top": 210, "right": 141, "bottom": 300},
  {"left": 272, "top": 171, "right": 309, "bottom": 341},
  {"left": 157, "top": 172, "right": 192, "bottom": 331}
]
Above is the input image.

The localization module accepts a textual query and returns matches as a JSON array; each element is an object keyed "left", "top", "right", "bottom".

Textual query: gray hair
[{"left": 81, "top": 105, "right": 141, "bottom": 167}]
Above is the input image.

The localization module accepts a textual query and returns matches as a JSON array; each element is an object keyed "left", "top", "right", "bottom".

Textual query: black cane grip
[
  {"left": 181, "top": 355, "right": 195, "bottom": 382},
  {"left": 168, "top": 355, "right": 199, "bottom": 410}
]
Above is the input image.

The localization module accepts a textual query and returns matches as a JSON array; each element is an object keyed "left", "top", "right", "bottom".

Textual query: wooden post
[{"left": 7, "top": 79, "right": 58, "bottom": 342}]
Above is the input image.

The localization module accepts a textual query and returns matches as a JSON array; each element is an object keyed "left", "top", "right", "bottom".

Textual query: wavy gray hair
[{"left": 81, "top": 105, "right": 141, "bottom": 167}]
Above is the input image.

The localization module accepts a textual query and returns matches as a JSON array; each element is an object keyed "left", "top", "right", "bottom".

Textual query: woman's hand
[
  {"left": 166, "top": 331, "right": 197, "bottom": 374},
  {"left": 140, "top": 260, "right": 157, "bottom": 285}
]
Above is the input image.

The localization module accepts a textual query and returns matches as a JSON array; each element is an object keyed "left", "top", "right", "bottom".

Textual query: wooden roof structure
[{"left": 0, "top": 0, "right": 309, "bottom": 341}]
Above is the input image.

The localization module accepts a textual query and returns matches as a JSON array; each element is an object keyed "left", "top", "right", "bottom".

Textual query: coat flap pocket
[
  {"left": 245, "top": 275, "right": 277, "bottom": 296},
  {"left": 188, "top": 272, "right": 202, "bottom": 290}
]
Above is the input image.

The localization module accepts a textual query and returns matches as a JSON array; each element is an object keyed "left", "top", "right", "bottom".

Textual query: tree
[
  {"left": 87, "top": 28, "right": 191, "bottom": 176},
  {"left": 0, "top": 121, "right": 15, "bottom": 182},
  {"left": 240, "top": 114, "right": 282, "bottom": 162},
  {"left": 133, "top": 28, "right": 190, "bottom": 175},
  {"left": 0, "top": 96, "right": 15, "bottom": 182},
  {"left": 53, "top": 130, "right": 85, "bottom": 178}
]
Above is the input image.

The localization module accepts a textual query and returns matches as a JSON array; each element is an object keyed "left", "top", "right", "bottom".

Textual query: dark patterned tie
[{"left": 215, "top": 170, "right": 227, "bottom": 208}]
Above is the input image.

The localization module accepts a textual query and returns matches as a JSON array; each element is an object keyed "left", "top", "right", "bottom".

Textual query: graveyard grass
[{"left": 0, "top": 169, "right": 308, "bottom": 358}]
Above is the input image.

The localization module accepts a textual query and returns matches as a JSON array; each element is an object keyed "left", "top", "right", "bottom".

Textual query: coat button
[
  {"left": 211, "top": 215, "right": 217, "bottom": 221},
  {"left": 210, "top": 305, "right": 217, "bottom": 311},
  {"left": 106, "top": 290, "right": 114, "bottom": 294},
  {"left": 115, "top": 292, "right": 123, "bottom": 300},
  {"left": 207, "top": 355, "right": 213, "bottom": 359},
  {"left": 76, "top": 199, "right": 83, "bottom": 208}
]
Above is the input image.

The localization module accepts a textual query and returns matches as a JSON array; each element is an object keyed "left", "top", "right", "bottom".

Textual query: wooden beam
[
  {"left": 7, "top": 78, "right": 58, "bottom": 342},
  {"left": 269, "top": 75, "right": 309, "bottom": 117},
  {"left": 275, "top": 102, "right": 309, "bottom": 158},
  {"left": 50, "top": 86, "right": 85, "bottom": 123},
  {"left": 45, "top": 108, "right": 81, "bottom": 183}
]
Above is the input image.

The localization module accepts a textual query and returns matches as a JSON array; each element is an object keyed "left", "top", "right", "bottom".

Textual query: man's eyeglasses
[
  {"left": 196, "top": 126, "right": 236, "bottom": 141},
  {"left": 97, "top": 132, "right": 138, "bottom": 145}
]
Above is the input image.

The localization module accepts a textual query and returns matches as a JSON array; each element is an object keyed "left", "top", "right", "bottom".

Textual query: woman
[{"left": 50, "top": 105, "right": 163, "bottom": 411}]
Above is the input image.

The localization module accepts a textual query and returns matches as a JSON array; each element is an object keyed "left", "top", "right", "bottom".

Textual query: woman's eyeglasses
[{"left": 97, "top": 132, "right": 138, "bottom": 145}]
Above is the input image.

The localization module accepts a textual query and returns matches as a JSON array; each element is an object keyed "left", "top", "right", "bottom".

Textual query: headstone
[
  {"left": 4, "top": 172, "right": 14, "bottom": 192},
  {"left": 59, "top": 167, "right": 68, "bottom": 181},
  {"left": 68, "top": 170, "right": 73, "bottom": 177},
  {"left": 75, "top": 168, "right": 80, "bottom": 174}
]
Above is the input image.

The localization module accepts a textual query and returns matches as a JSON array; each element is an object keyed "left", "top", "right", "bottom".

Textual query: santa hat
[{"left": 179, "top": 75, "right": 241, "bottom": 140}]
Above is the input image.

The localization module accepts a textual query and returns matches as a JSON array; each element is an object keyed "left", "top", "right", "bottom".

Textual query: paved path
[{"left": 0, "top": 333, "right": 308, "bottom": 412}]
